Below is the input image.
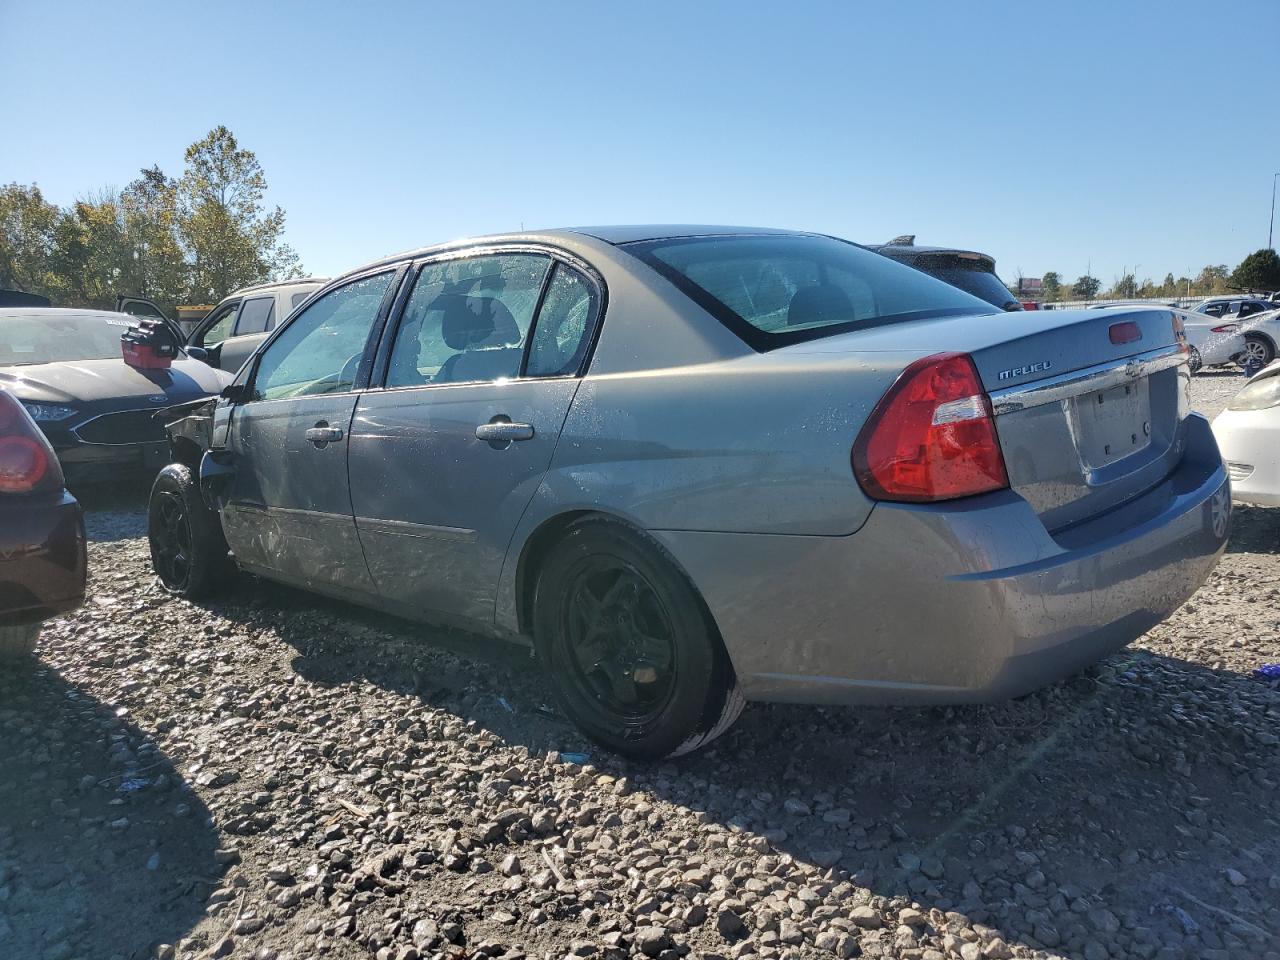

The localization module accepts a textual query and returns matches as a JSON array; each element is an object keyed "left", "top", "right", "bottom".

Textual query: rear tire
[
  {"left": 532, "top": 518, "right": 744, "bottom": 760},
  {"left": 148, "top": 463, "right": 234, "bottom": 599},
  {"left": 1243, "top": 334, "right": 1274, "bottom": 369},
  {"left": 0, "top": 623, "right": 39, "bottom": 661}
]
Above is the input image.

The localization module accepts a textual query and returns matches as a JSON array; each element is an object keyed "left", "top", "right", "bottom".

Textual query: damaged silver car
[{"left": 150, "top": 226, "right": 1229, "bottom": 759}]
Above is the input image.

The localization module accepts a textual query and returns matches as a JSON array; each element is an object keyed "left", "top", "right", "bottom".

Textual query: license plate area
[{"left": 1070, "top": 377, "right": 1152, "bottom": 470}]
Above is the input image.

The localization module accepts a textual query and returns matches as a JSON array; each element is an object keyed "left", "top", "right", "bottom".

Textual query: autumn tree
[
  {"left": 0, "top": 183, "right": 60, "bottom": 294},
  {"left": 177, "top": 125, "right": 300, "bottom": 302}
]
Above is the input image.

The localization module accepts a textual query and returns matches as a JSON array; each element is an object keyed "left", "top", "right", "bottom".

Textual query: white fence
[{"left": 1042, "top": 296, "right": 1204, "bottom": 311}]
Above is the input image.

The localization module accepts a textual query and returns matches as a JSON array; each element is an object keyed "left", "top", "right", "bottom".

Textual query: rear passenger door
[{"left": 348, "top": 250, "right": 602, "bottom": 626}]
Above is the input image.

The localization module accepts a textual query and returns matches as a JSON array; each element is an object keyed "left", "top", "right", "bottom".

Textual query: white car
[
  {"left": 1212, "top": 362, "right": 1280, "bottom": 505},
  {"left": 1235, "top": 307, "right": 1280, "bottom": 369},
  {"left": 1093, "top": 305, "right": 1243, "bottom": 372}
]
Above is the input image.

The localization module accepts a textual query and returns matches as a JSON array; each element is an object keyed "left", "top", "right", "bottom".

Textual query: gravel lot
[{"left": 2, "top": 372, "right": 1277, "bottom": 960}]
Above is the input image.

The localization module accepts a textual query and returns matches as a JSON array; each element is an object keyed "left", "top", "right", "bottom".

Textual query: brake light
[
  {"left": 1212, "top": 323, "right": 1241, "bottom": 333},
  {"left": 0, "top": 391, "right": 62, "bottom": 494},
  {"left": 1109, "top": 321, "right": 1142, "bottom": 345},
  {"left": 852, "top": 352, "right": 1008, "bottom": 502}
]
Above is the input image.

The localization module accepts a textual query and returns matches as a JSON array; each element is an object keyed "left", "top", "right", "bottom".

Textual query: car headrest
[
  {"left": 438, "top": 295, "right": 520, "bottom": 350},
  {"left": 787, "top": 284, "right": 855, "bottom": 327}
]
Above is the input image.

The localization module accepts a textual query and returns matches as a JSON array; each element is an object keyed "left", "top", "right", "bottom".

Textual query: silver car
[{"left": 148, "top": 227, "right": 1230, "bottom": 759}]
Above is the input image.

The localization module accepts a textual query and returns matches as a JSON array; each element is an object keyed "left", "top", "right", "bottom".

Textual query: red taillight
[
  {"left": 0, "top": 391, "right": 62, "bottom": 494},
  {"left": 1211, "top": 323, "right": 1241, "bottom": 333},
  {"left": 852, "top": 353, "right": 1008, "bottom": 503},
  {"left": 1109, "top": 321, "right": 1142, "bottom": 345}
]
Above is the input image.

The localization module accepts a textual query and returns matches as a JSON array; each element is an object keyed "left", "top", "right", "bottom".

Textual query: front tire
[
  {"left": 1188, "top": 346, "right": 1202, "bottom": 374},
  {"left": 532, "top": 518, "right": 744, "bottom": 760},
  {"left": 0, "top": 623, "right": 39, "bottom": 662},
  {"left": 148, "top": 464, "right": 234, "bottom": 599}
]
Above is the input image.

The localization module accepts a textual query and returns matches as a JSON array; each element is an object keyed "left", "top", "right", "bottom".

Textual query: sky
[{"left": 3, "top": 0, "right": 1278, "bottom": 288}]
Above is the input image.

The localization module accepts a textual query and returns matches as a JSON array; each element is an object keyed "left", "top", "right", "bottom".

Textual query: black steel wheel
[
  {"left": 148, "top": 464, "right": 233, "bottom": 598},
  {"left": 560, "top": 556, "right": 679, "bottom": 724},
  {"left": 533, "top": 518, "right": 744, "bottom": 760}
]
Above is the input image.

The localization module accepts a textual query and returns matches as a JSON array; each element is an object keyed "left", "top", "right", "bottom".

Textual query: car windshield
[
  {"left": 626, "top": 234, "right": 996, "bottom": 349},
  {"left": 0, "top": 311, "right": 136, "bottom": 366}
]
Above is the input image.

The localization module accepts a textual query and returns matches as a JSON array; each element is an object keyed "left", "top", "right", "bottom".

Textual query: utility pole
[{"left": 1271, "top": 174, "right": 1279, "bottom": 250}]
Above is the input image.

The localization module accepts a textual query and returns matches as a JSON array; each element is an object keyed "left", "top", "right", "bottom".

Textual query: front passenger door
[{"left": 221, "top": 270, "right": 399, "bottom": 596}]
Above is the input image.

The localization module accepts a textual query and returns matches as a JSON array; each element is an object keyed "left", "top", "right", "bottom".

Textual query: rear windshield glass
[
  {"left": 0, "top": 311, "right": 136, "bottom": 365},
  {"left": 627, "top": 234, "right": 995, "bottom": 349},
  {"left": 898, "top": 256, "right": 1020, "bottom": 311}
]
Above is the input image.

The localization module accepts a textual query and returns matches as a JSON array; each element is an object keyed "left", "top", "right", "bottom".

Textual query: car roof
[
  {"left": 348, "top": 226, "right": 822, "bottom": 276},
  {"left": 232, "top": 277, "right": 330, "bottom": 296}
]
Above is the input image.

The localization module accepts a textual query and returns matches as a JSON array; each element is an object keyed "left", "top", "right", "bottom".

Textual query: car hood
[{"left": 0, "top": 356, "right": 229, "bottom": 405}]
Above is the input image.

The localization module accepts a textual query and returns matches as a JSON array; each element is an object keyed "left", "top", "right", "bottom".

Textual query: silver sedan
[{"left": 148, "top": 227, "right": 1230, "bottom": 758}]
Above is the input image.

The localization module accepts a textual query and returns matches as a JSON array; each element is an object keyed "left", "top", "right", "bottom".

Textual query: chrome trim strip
[
  {"left": 225, "top": 503, "right": 352, "bottom": 528},
  {"left": 356, "top": 516, "right": 477, "bottom": 543},
  {"left": 988, "top": 346, "right": 1185, "bottom": 415},
  {"left": 69, "top": 407, "right": 168, "bottom": 446}
]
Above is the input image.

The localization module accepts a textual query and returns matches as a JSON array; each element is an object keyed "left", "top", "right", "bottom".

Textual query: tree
[
  {"left": 0, "top": 182, "right": 60, "bottom": 294},
  {"left": 1071, "top": 274, "right": 1101, "bottom": 300},
  {"left": 1230, "top": 248, "right": 1280, "bottom": 293},
  {"left": 1194, "top": 264, "right": 1230, "bottom": 296},
  {"left": 1105, "top": 273, "right": 1137, "bottom": 299},
  {"left": 177, "top": 125, "right": 300, "bottom": 302},
  {"left": 1041, "top": 271, "right": 1061, "bottom": 301},
  {"left": 120, "top": 166, "right": 187, "bottom": 312}
]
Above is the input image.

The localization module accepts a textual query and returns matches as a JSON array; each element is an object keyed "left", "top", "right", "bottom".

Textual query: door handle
[
  {"left": 305, "top": 423, "right": 344, "bottom": 448},
  {"left": 475, "top": 420, "right": 534, "bottom": 442}
]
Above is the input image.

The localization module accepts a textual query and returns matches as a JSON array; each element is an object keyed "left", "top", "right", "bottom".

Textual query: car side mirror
[
  {"left": 220, "top": 383, "right": 249, "bottom": 403},
  {"left": 186, "top": 346, "right": 210, "bottom": 363}
]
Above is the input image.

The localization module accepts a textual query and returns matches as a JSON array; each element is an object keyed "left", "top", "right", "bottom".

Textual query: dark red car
[{"left": 0, "top": 390, "right": 86, "bottom": 660}]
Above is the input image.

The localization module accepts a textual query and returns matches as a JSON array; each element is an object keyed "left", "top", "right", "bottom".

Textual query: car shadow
[
  {"left": 71, "top": 480, "right": 151, "bottom": 542},
  {"left": 206, "top": 574, "right": 1280, "bottom": 959},
  {"left": 1226, "top": 504, "right": 1280, "bottom": 554},
  {"left": 0, "top": 659, "right": 221, "bottom": 958}
]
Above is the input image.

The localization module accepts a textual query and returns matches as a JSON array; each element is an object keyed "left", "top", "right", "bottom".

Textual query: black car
[
  {"left": 869, "top": 236, "right": 1022, "bottom": 312},
  {"left": 0, "top": 389, "right": 85, "bottom": 659},
  {"left": 0, "top": 308, "right": 229, "bottom": 484}
]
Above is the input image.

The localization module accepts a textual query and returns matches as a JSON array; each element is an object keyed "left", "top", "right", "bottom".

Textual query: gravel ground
[{"left": 2, "top": 372, "right": 1277, "bottom": 960}]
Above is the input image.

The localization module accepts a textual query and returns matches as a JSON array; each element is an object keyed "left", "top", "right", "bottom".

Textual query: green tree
[
  {"left": 1194, "top": 264, "right": 1230, "bottom": 296},
  {"left": 120, "top": 166, "right": 187, "bottom": 312},
  {"left": 178, "top": 125, "right": 300, "bottom": 302},
  {"left": 1071, "top": 274, "right": 1101, "bottom": 300},
  {"left": 1230, "top": 248, "right": 1280, "bottom": 293},
  {"left": 47, "top": 191, "right": 132, "bottom": 309},
  {"left": 1041, "top": 271, "right": 1061, "bottom": 301},
  {"left": 0, "top": 182, "right": 60, "bottom": 295}
]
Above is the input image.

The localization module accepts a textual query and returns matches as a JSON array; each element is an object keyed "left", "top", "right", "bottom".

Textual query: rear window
[
  {"left": 627, "top": 234, "right": 995, "bottom": 350},
  {"left": 900, "top": 255, "right": 1021, "bottom": 311}
]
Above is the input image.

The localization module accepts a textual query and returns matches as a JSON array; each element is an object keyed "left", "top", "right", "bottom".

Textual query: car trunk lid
[
  {"left": 976, "top": 308, "right": 1188, "bottom": 531},
  {"left": 784, "top": 307, "right": 1189, "bottom": 531}
]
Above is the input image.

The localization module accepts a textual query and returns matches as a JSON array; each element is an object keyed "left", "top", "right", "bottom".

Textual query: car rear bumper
[
  {"left": 654, "top": 414, "right": 1229, "bottom": 705},
  {"left": 1212, "top": 406, "right": 1280, "bottom": 505},
  {"left": 0, "top": 491, "right": 87, "bottom": 626}
]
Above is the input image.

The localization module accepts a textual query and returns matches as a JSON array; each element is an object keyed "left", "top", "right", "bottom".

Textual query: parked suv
[
  {"left": 118, "top": 278, "right": 328, "bottom": 374},
  {"left": 869, "top": 236, "right": 1022, "bottom": 312}
]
